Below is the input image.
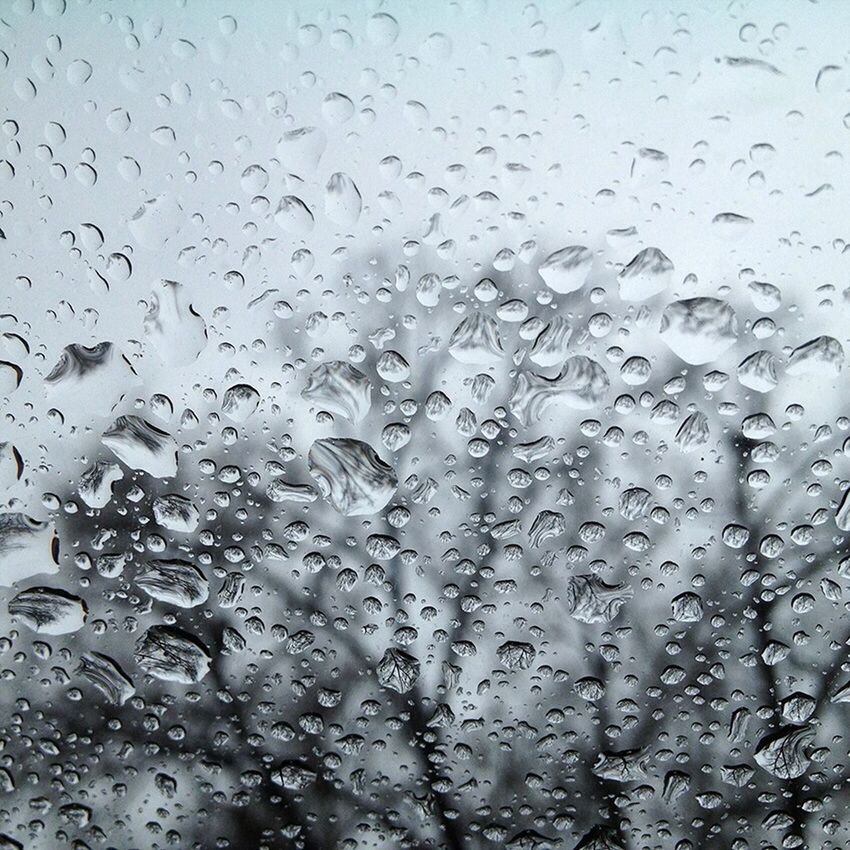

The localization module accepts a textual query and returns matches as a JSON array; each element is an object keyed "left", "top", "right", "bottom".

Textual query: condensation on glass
[{"left": 0, "top": 2, "right": 849, "bottom": 849}]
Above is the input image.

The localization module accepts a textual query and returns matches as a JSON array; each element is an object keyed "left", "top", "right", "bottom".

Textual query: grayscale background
[{"left": 0, "top": 2, "right": 849, "bottom": 849}]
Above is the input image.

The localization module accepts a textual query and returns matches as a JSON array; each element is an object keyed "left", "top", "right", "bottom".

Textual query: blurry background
[{"left": 1, "top": 1, "right": 850, "bottom": 848}]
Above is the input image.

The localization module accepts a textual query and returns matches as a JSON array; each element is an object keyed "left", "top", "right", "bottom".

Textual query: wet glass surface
[{"left": 1, "top": 2, "right": 850, "bottom": 849}]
